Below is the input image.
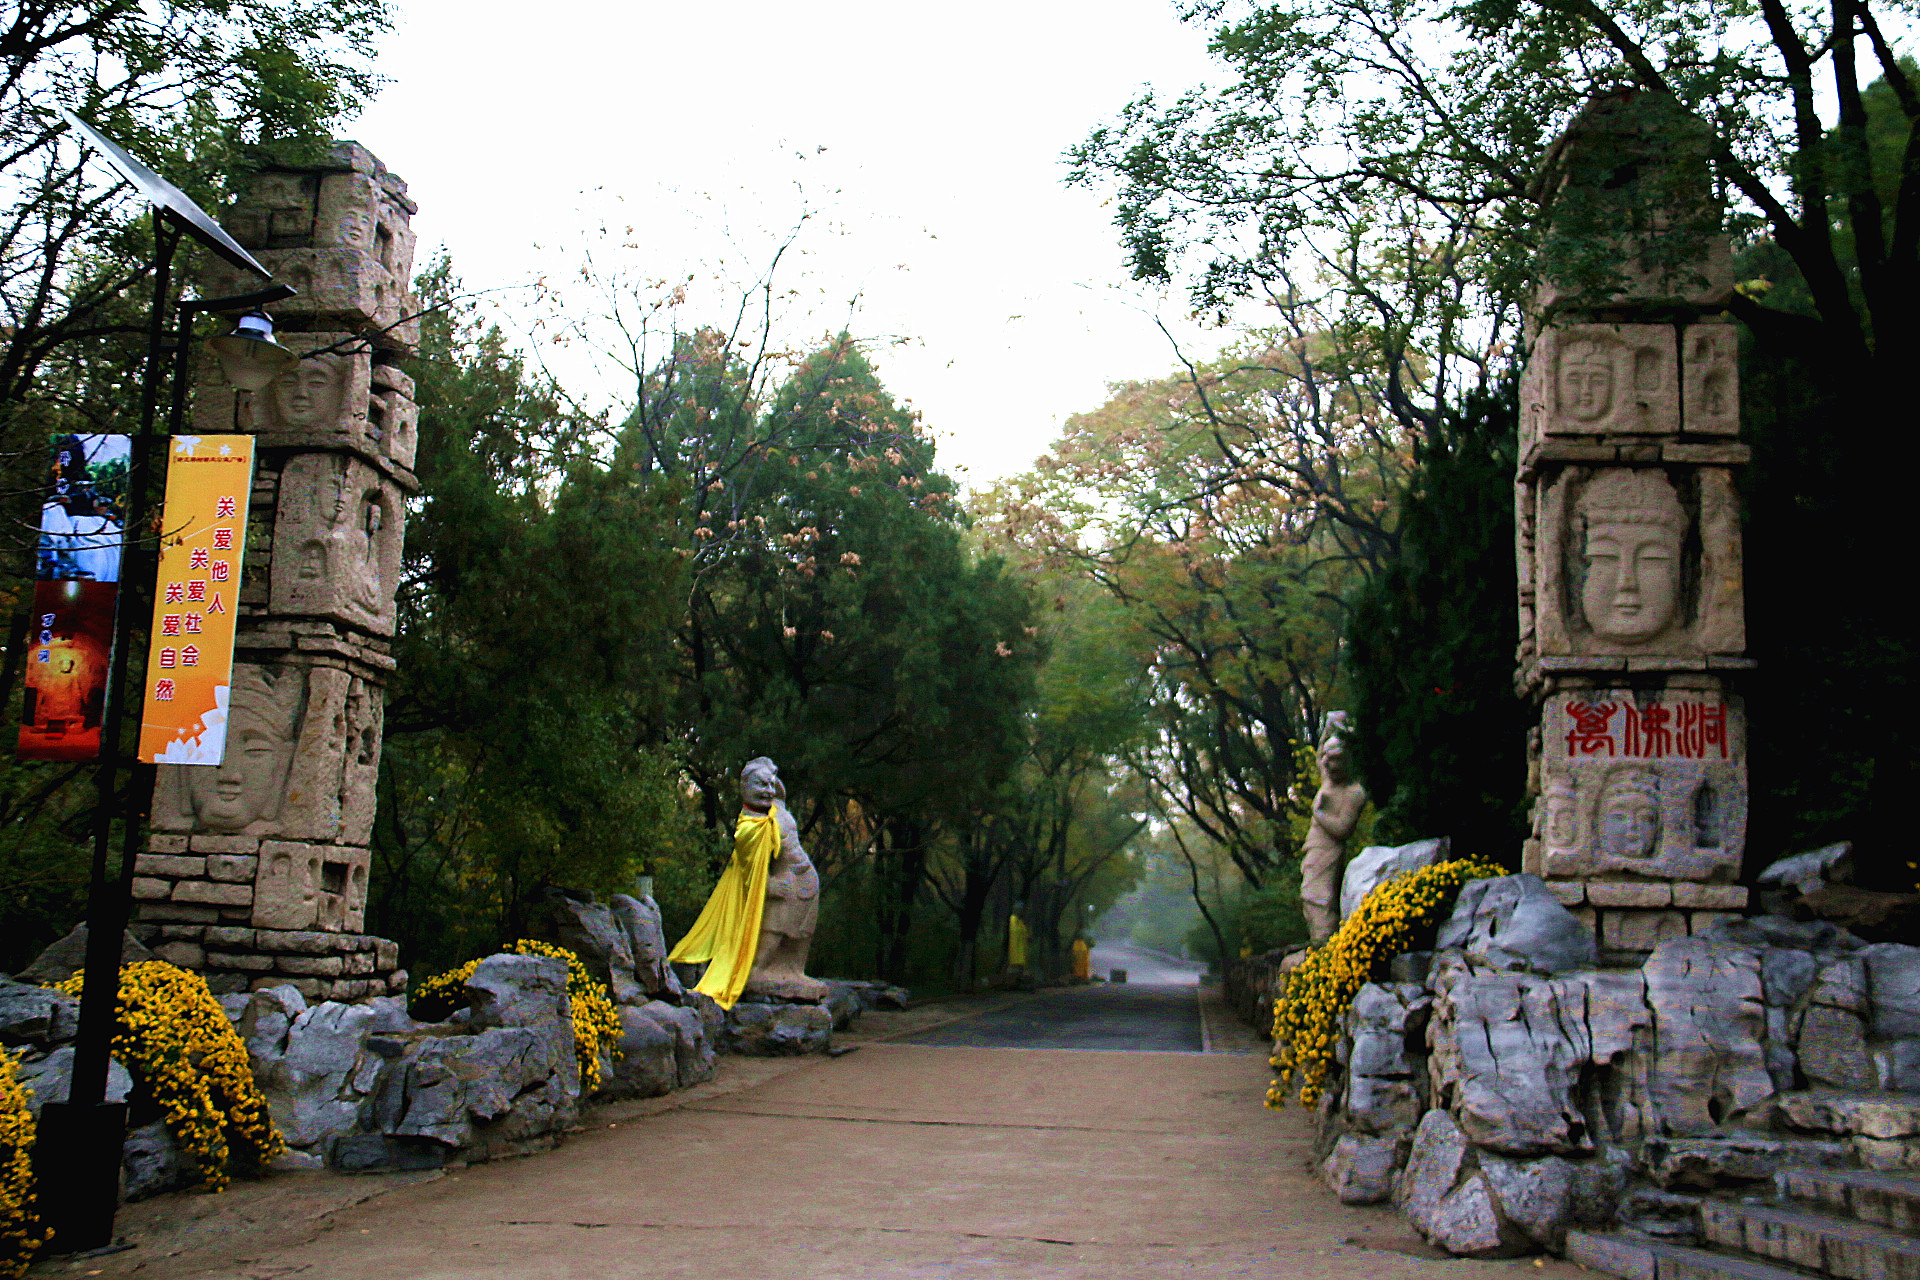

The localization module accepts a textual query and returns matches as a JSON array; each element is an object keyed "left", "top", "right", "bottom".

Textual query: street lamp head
[{"left": 206, "top": 310, "right": 300, "bottom": 392}]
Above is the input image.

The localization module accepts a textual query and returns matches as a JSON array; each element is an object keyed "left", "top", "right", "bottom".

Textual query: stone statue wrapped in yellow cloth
[{"left": 669, "top": 757, "right": 825, "bottom": 1009}]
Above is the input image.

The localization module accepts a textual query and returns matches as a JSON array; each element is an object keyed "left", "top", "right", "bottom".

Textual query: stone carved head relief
[
  {"left": 1576, "top": 470, "right": 1687, "bottom": 643},
  {"left": 1599, "top": 767, "right": 1660, "bottom": 860},
  {"left": 267, "top": 357, "right": 344, "bottom": 431},
  {"left": 184, "top": 664, "right": 306, "bottom": 832},
  {"left": 1558, "top": 338, "right": 1614, "bottom": 422},
  {"left": 1543, "top": 777, "right": 1578, "bottom": 848},
  {"left": 740, "top": 757, "right": 785, "bottom": 812}
]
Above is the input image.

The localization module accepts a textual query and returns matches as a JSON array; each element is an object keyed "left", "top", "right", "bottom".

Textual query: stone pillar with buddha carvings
[
  {"left": 128, "top": 143, "right": 419, "bottom": 1000},
  {"left": 1516, "top": 91, "right": 1753, "bottom": 959}
]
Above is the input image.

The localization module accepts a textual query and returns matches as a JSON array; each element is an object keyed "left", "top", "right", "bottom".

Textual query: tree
[
  {"left": 985, "top": 338, "right": 1406, "bottom": 888},
  {"left": 369, "top": 260, "right": 698, "bottom": 970},
  {"left": 1073, "top": 0, "right": 1920, "bottom": 865},
  {"left": 1346, "top": 380, "right": 1529, "bottom": 857}
]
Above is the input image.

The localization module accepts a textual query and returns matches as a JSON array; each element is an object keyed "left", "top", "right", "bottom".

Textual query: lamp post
[{"left": 33, "top": 109, "right": 297, "bottom": 1258}]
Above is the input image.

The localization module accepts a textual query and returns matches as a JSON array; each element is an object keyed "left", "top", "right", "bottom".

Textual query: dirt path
[{"left": 35, "top": 993, "right": 1587, "bottom": 1280}]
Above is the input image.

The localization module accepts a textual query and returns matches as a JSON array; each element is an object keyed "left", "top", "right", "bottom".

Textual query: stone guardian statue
[
  {"left": 669, "top": 757, "right": 824, "bottom": 1006},
  {"left": 1300, "top": 714, "right": 1368, "bottom": 944}
]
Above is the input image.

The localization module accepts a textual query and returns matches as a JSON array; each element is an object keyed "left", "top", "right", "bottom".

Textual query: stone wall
[
  {"left": 1297, "top": 873, "right": 1920, "bottom": 1257},
  {"left": 130, "top": 142, "right": 417, "bottom": 997}
]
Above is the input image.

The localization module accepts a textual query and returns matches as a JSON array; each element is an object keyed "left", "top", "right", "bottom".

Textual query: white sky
[{"left": 345, "top": 0, "right": 1231, "bottom": 488}]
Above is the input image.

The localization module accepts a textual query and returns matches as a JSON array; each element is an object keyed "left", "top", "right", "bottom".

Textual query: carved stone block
[
  {"left": 205, "top": 247, "right": 414, "bottom": 337},
  {"left": 1680, "top": 324, "right": 1739, "bottom": 436},
  {"left": 315, "top": 171, "right": 419, "bottom": 284},
  {"left": 197, "top": 333, "right": 377, "bottom": 457},
  {"left": 370, "top": 382, "right": 418, "bottom": 472},
  {"left": 269, "top": 455, "right": 405, "bottom": 636},
  {"left": 1526, "top": 325, "right": 1679, "bottom": 439},
  {"left": 252, "top": 841, "right": 370, "bottom": 932},
  {"left": 1533, "top": 466, "right": 1744, "bottom": 658},
  {"left": 1537, "top": 687, "right": 1746, "bottom": 882},
  {"left": 153, "top": 661, "right": 374, "bottom": 843}
]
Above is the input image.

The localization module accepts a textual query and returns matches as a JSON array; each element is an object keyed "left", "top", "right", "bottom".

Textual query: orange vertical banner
[{"left": 138, "top": 435, "right": 254, "bottom": 765}]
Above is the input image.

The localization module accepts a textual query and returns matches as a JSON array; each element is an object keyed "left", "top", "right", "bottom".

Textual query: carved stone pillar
[
  {"left": 1516, "top": 93, "right": 1754, "bottom": 959},
  {"left": 130, "top": 144, "right": 418, "bottom": 999}
]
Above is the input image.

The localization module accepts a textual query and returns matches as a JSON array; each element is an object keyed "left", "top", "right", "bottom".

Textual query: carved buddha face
[
  {"left": 268, "top": 359, "right": 344, "bottom": 431},
  {"left": 1599, "top": 771, "right": 1659, "bottom": 860},
  {"left": 184, "top": 668, "right": 303, "bottom": 832},
  {"left": 1543, "top": 779, "right": 1578, "bottom": 848},
  {"left": 1577, "top": 471, "right": 1687, "bottom": 643},
  {"left": 1558, "top": 339, "right": 1614, "bottom": 423}
]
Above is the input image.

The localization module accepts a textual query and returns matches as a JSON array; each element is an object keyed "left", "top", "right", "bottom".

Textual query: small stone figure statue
[
  {"left": 1300, "top": 714, "right": 1368, "bottom": 944},
  {"left": 668, "top": 756, "right": 824, "bottom": 1007},
  {"left": 742, "top": 758, "right": 825, "bottom": 1001}
]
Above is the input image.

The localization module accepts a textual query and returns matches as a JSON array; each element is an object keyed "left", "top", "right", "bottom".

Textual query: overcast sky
[{"left": 345, "top": 0, "right": 1228, "bottom": 486}]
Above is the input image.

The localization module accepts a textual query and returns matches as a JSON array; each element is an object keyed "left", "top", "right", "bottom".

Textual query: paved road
[
  {"left": 66, "top": 988, "right": 1581, "bottom": 1280},
  {"left": 1089, "top": 939, "right": 1206, "bottom": 986},
  {"left": 896, "top": 982, "right": 1204, "bottom": 1051}
]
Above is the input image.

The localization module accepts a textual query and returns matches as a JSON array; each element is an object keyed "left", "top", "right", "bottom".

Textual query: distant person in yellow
[
  {"left": 669, "top": 757, "right": 823, "bottom": 1009},
  {"left": 1071, "top": 936, "right": 1091, "bottom": 981},
  {"left": 1006, "top": 907, "right": 1029, "bottom": 983}
]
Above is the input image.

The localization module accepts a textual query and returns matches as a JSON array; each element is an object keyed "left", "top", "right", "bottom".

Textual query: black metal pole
[{"left": 36, "top": 209, "right": 184, "bottom": 1257}]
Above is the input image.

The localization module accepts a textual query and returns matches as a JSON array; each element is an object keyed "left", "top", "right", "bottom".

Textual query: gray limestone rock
[
  {"left": 259, "top": 1000, "right": 379, "bottom": 1149},
  {"left": 721, "top": 999, "right": 833, "bottom": 1056},
  {"left": 1761, "top": 948, "right": 1815, "bottom": 1092},
  {"left": 1616, "top": 1187, "right": 1705, "bottom": 1241},
  {"left": 602, "top": 1006, "right": 677, "bottom": 1099},
  {"left": 684, "top": 990, "right": 725, "bottom": 1044},
  {"left": 822, "top": 982, "right": 862, "bottom": 1031},
  {"left": 1861, "top": 943, "right": 1920, "bottom": 1039},
  {"left": 1428, "top": 969, "right": 1591, "bottom": 1155},
  {"left": 1758, "top": 843, "right": 1854, "bottom": 895},
  {"left": 1396, "top": 1110, "right": 1531, "bottom": 1257},
  {"left": 1321, "top": 1132, "right": 1405, "bottom": 1204},
  {"left": 1343, "top": 982, "right": 1431, "bottom": 1136},
  {"left": 1707, "top": 915, "right": 1863, "bottom": 952},
  {"left": 14, "top": 924, "right": 154, "bottom": 985},
  {"left": 390, "top": 1024, "right": 577, "bottom": 1152},
  {"left": 122, "top": 1119, "right": 187, "bottom": 1201},
  {"left": 1477, "top": 1150, "right": 1628, "bottom": 1253},
  {"left": 640, "top": 1000, "right": 715, "bottom": 1087},
  {"left": 13, "top": 1046, "right": 131, "bottom": 1117},
  {"left": 1436, "top": 875, "right": 1597, "bottom": 976},
  {"left": 1798, "top": 954, "right": 1875, "bottom": 1090},
  {"left": 1341, "top": 838, "right": 1449, "bottom": 920},
  {"left": 0, "top": 977, "right": 78, "bottom": 1046},
  {"left": 466, "top": 954, "right": 571, "bottom": 1031},
  {"left": 610, "top": 893, "right": 681, "bottom": 999},
  {"left": 1874, "top": 1038, "right": 1920, "bottom": 1091},
  {"left": 1643, "top": 939, "right": 1774, "bottom": 1136},
  {"left": 238, "top": 984, "right": 308, "bottom": 1067},
  {"left": 543, "top": 892, "right": 645, "bottom": 1006},
  {"left": 329, "top": 1133, "right": 447, "bottom": 1173},
  {"left": 1641, "top": 1132, "right": 1850, "bottom": 1189}
]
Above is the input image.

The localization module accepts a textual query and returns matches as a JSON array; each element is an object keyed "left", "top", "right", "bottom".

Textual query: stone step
[
  {"left": 1565, "top": 1231, "right": 1820, "bottom": 1280},
  {"left": 1699, "top": 1199, "right": 1920, "bottom": 1280},
  {"left": 1781, "top": 1168, "right": 1920, "bottom": 1234}
]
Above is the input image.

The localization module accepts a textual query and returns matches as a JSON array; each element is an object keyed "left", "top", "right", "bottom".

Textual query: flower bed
[{"left": 1268, "top": 858, "right": 1503, "bottom": 1108}]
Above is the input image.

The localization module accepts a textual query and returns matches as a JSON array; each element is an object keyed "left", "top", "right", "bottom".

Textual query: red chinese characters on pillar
[
  {"left": 1565, "top": 701, "right": 1618, "bottom": 756},
  {"left": 1564, "top": 698, "right": 1728, "bottom": 760},
  {"left": 1675, "top": 702, "right": 1730, "bottom": 759}
]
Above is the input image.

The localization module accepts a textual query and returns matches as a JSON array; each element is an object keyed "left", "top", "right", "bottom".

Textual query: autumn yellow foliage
[{"left": 1267, "top": 859, "right": 1503, "bottom": 1109}]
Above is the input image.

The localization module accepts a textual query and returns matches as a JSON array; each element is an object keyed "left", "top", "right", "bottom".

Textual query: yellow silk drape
[{"left": 668, "top": 808, "right": 780, "bottom": 1009}]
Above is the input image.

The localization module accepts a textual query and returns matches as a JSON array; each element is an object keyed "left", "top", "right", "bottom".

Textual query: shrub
[
  {"left": 0, "top": 1051, "right": 46, "bottom": 1280},
  {"left": 54, "top": 962, "right": 284, "bottom": 1190}
]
